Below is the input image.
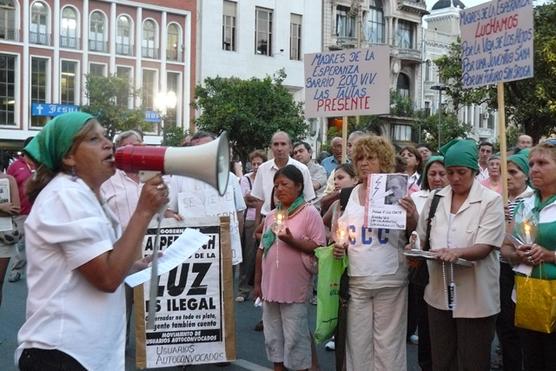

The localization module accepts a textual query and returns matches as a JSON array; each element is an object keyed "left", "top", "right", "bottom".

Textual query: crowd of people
[{"left": 2, "top": 110, "right": 556, "bottom": 371}]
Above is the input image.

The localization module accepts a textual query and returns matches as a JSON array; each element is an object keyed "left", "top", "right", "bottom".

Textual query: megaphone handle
[{"left": 139, "top": 170, "right": 162, "bottom": 183}]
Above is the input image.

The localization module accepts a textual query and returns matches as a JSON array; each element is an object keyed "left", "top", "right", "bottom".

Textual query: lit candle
[
  {"left": 523, "top": 221, "right": 532, "bottom": 244},
  {"left": 336, "top": 221, "right": 347, "bottom": 245},
  {"left": 273, "top": 209, "right": 287, "bottom": 234}
]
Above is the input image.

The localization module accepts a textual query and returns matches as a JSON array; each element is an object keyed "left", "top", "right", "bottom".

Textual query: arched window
[
  {"left": 397, "top": 73, "right": 410, "bottom": 98},
  {"left": 116, "top": 15, "right": 132, "bottom": 55},
  {"left": 366, "top": 0, "right": 384, "bottom": 43},
  {"left": 60, "top": 7, "right": 78, "bottom": 48},
  {"left": 142, "top": 19, "right": 157, "bottom": 58},
  {"left": 30, "top": 1, "right": 48, "bottom": 45},
  {"left": 0, "top": 0, "right": 16, "bottom": 40},
  {"left": 425, "top": 60, "right": 431, "bottom": 81},
  {"left": 89, "top": 11, "right": 106, "bottom": 52},
  {"left": 166, "top": 23, "right": 181, "bottom": 61}
]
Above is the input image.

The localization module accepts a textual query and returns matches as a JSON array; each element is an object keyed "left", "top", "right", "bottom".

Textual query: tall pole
[
  {"left": 437, "top": 89, "right": 442, "bottom": 150},
  {"left": 497, "top": 82, "right": 508, "bottom": 203}
]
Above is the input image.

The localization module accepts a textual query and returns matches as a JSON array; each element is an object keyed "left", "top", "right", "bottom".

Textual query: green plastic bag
[{"left": 314, "top": 244, "right": 348, "bottom": 344}]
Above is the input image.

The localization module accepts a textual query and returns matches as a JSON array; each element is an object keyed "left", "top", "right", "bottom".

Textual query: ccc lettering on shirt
[{"left": 348, "top": 225, "right": 390, "bottom": 245}]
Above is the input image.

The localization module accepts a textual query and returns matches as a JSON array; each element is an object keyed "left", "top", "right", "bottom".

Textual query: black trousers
[
  {"left": 520, "top": 329, "right": 556, "bottom": 371},
  {"left": 415, "top": 284, "right": 432, "bottom": 371},
  {"left": 496, "top": 262, "right": 523, "bottom": 371},
  {"left": 19, "top": 348, "right": 86, "bottom": 371}
]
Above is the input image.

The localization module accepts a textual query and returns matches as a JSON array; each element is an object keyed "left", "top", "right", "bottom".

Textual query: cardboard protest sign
[
  {"left": 135, "top": 217, "right": 235, "bottom": 368},
  {"left": 460, "top": 0, "right": 534, "bottom": 88},
  {"left": 365, "top": 173, "right": 408, "bottom": 230},
  {"left": 304, "top": 46, "right": 390, "bottom": 118}
]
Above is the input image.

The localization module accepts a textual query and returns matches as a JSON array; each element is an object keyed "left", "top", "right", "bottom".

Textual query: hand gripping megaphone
[{"left": 114, "top": 131, "right": 230, "bottom": 196}]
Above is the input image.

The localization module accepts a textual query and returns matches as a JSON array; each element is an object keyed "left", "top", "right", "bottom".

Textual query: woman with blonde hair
[{"left": 334, "top": 135, "right": 418, "bottom": 370}]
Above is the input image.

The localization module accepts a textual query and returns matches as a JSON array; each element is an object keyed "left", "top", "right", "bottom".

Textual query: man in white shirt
[
  {"left": 477, "top": 142, "right": 493, "bottom": 182},
  {"left": 251, "top": 131, "right": 315, "bottom": 221}
]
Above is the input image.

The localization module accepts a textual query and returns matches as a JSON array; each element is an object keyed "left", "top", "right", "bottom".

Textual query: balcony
[
  {"left": 392, "top": 47, "right": 422, "bottom": 63},
  {"left": 166, "top": 48, "right": 182, "bottom": 62},
  {"left": 398, "top": 0, "right": 429, "bottom": 15},
  {"left": 60, "top": 36, "right": 79, "bottom": 49},
  {"left": 30, "top": 31, "right": 50, "bottom": 46},
  {"left": 116, "top": 43, "right": 133, "bottom": 56},
  {"left": 142, "top": 47, "right": 159, "bottom": 59},
  {"left": 0, "top": 28, "right": 19, "bottom": 41},
  {"left": 89, "top": 39, "right": 108, "bottom": 53}
]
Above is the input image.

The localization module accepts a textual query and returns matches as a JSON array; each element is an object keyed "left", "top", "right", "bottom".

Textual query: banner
[
  {"left": 460, "top": 0, "right": 534, "bottom": 88},
  {"left": 135, "top": 217, "right": 235, "bottom": 368},
  {"left": 303, "top": 46, "right": 390, "bottom": 118}
]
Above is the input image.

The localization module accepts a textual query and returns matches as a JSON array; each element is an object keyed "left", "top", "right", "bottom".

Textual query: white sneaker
[{"left": 325, "top": 340, "right": 335, "bottom": 351}]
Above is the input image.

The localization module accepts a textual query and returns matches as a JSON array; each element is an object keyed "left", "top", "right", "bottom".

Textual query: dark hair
[
  {"left": 273, "top": 165, "right": 304, "bottom": 196},
  {"left": 416, "top": 143, "right": 432, "bottom": 151},
  {"left": 421, "top": 159, "right": 445, "bottom": 191},
  {"left": 399, "top": 145, "right": 423, "bottom": 173},
  {"left": 191, "top": 130, "right": 216, "bottom": 141},
  {"left": 335, "top": 163, "right": 356, "bottom": 179},
  {"left": 293, "top": 141, "right": 312, "bottom": 153},
  {"left": 395, "top": 155, "right": 407, "bottom": 173},
  {"left": 479, "top": 141, "right": 494, "bottom": 150},
  {"left": 23, "top": 136, "right": 34, "bottom": 147}
]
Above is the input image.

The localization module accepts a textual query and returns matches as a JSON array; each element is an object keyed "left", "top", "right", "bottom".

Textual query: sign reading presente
[
  {"left": 304, "top": 46, "right": 390, "bottom": 118},
  {"left": 460, "top": 0, "right": 534, "bottom": 89}
]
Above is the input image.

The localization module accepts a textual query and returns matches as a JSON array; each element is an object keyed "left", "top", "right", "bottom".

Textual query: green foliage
[
  {"left": 415, "top": 110, "right": 472, "bottom": 150},
  {"left": 194, "top": 70, "right": 306, "bottom": 161},
  {"left": 163, "top": 126, "right": 188, "bottom": 147},
  {"left": 390, "top": 90, "right": 414, "bottom": 117},
  {"left": 81, "top": 75, "right": 147, "bottom": 139}
]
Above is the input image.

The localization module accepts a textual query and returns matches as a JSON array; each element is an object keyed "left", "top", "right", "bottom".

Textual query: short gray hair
[{"left": 114, "top": 130, "right": 143, "bottom": 148}]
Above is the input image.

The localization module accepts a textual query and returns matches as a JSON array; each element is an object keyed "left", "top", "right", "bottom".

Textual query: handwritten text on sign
[
  {"left": 460, "top": 0, "right": 534, "bottom": 89},
  {"left": 304, "top": 46, "right": 390, "bottom": 118}
]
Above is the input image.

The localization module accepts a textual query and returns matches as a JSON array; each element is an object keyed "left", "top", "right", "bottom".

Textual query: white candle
[{"left": 524, "top": 221, "right": 532, "bottom": 244}]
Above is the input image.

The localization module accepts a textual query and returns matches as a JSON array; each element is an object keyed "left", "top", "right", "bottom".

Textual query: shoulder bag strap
[{"left": 423, "top": 190, "right": 441, "bottom": 251}]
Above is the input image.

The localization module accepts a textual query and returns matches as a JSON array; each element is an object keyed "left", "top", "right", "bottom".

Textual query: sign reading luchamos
[
  {"left": 303, "top": 46, "right": 390, "bottom": 118},
  {"left": 460, "top": 0, "right": 534, "bottom": 89}
]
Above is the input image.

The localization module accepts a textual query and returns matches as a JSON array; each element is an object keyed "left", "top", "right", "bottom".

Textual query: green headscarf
[
  {"left": 508, "top": 148, "right": 530, "bottom": 176},
  {"left": 421, "top": 155, "right": 444, "bottom": 191},
  {"left": 440, "top": 139, "right": 479, "bottom": 171},
  {"left": 24, "top": 112, "right": 94, "bottom": 171}
]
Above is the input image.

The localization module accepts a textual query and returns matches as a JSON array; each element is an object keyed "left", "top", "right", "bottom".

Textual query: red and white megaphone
[{"left": 114, "top": 132, "right": 230, "bottom": 196}]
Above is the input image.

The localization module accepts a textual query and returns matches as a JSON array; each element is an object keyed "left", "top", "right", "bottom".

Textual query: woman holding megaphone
[{"left": 15, "top": 112, "right": 168, "bottom": 370}]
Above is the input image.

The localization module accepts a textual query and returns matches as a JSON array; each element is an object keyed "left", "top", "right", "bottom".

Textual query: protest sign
[
  {"left": 365, "top": 173, "right": 408, "bottom": 230},
  {"left": 304, "top": 46, "right": 390, "bottom": 118},
  {"left": 460, "top": 0, "right": 534, "bottom": 89},
  {"left": 135, "top": 217, "right": 235, "bottom": 368}
]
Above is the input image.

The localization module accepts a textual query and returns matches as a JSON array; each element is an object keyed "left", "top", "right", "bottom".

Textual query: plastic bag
[
  {"left": 314, "top": 244, "right": 348, "bottom": 344},
  {"left": 515, "top": 274, "right": 556, "bottom": 333}
]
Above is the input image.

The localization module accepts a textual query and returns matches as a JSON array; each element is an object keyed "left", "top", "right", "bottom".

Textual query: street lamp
[
  {"left": 154, "top": 91, "right": 178, "bottom": 144},
  {"left": 430, "top": 84, "right": 447, "bottom": 150}
]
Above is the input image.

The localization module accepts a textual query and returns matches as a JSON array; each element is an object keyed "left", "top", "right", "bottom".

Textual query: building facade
[
  {"left": 322, "top": 0, "right": 428, "bottom": 143},
  {"left": 422, "top": 0, "right": 498, "bottom": 143},
  {"left": 0, "top": 0, "right": 196, "bottom": 147}
]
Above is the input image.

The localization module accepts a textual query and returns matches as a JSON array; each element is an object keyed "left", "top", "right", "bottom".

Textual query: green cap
[
  {"left": 508, "top": 148, "right": 530, "bottom": 176},
  {"left": 24, "top": 112, "right": 94, "bottom": 171},
  {"left": 440, "top": 139, "right": 479, "bottom": 171},
  {"left": 421, "top": 155, "right": 444, "bottom": 191}
]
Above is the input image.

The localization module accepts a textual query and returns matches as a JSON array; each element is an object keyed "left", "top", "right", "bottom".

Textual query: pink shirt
[
  {"left": 480, "top": 178, "right": 502, "bottom": 195},
  {"left": 260, "top": 204, "right": 326, "bottom": 303},
  {"left": 7, "top": 156, "right": 33, "bottom": 215},
  {"left": 100, "top": 169, "right": 142, "bottom": 230}
]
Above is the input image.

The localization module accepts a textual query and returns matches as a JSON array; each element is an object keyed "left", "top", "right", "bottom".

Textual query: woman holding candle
[
  {"left": 333, "top": 135, "right": 418, "bottom": 371},
  {"left": 501, "top": 140, "right": 556, "bottom": 370},
  {"left": 415, "top": 139, "right": 505, "bottom": 371},
  {"left": 254, "top": 165, "right": 326, "bottom": 371}
]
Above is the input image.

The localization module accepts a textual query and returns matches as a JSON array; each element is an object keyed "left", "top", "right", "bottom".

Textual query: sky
[{"left": 425, "top": 0, "right": 551, "bottom": 10}]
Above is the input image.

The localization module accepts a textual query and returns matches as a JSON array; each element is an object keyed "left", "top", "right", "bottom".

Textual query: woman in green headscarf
[
  {"left": 502, "top": 140, "right": 556, "bottom": 370},
  {"left": 16, "top": 112, "right": 168, "bottom": 370},
  {"left": 415, "top": 139, "right": 505, "bottom": 370}
]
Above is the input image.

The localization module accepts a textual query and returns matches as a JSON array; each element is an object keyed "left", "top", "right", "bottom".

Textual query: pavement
[{"left": 0, "top": 274, "right": 422, "bottom": 370}]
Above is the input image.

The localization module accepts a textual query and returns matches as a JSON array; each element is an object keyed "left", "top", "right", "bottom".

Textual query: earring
[{"left": 70, "top": 166, "right": 78, "bottom": 181}]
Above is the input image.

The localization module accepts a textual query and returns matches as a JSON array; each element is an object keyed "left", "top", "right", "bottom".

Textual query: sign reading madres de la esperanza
[
  {"left": 304, "top": 46, "right": 390, "bottom": 118},
  {"left": 460, "top": 0, "right": 534, "bottom": 89}
]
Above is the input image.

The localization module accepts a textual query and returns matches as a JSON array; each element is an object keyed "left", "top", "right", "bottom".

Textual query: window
[
  {"left": 336, "top": 6, "right": 355, "bottom": 39},
  {"left": 0, "top": 0, "right": 16, "bottom": 41},
  {"left": 290, "top": 14, "right": 302, "bottom": 61},
  {"left": 116, "top": 66, "right": 133, "bottom": 108},
  {"left": 397, "top": 73, "right": 410, "bottom": 98},
  {"left": 397, "top": 20, "right": 414, "bottom": 49},
  {"left": 167, "top": 23, "right": 181, "bottom": 62},
  {"left": 60, "top": 61, "right": 77, "bottom": 104},
  {"left": 30, "top": 1, "right": 48, "bottom": 45},
  {"left": 166, "top": 72, "right": 179, "bottom": 126},
  {"left": 31, "top": 57, "right": 48, "bottom": 127},
  {"left": 142, "top": 20, "right": 157, "bottom": 58},
  {"left": 89, "top": 11, "right": 106, "bottom": 52},
  {"left": 255, "top": 7, "right": 272, "bottom": 56},
  {"left": 116, "top": 15, "right": 132, "bottom": 55},
  {"left": 392, "top": 124, "right": 412, "bottom": 142},
  {"left": 60, "top": 7, "right": 78, "bottom": 48},
  {"left": 0, "top": 54, "right": 16, "bottom": 125},
  {"left": 487, "top": 112, "right": 495, "bottom": 130},
  {"left": 89, "top": 63, "right": 105, "bottom": 76},
  {"left": 142, "top": 69, "right": 155, "bottom": 109},
  {"left": 366, "top": 0, "right": 384, "bottom": 43},
  {"left": 425, "top": 60, "right": 431, "bottom": 81},
  {"left": 222, "top": 1, "right": 236, "bottom": 51},
  {"left": 424, "top": 101, "right": 431, "bottom": 116}
]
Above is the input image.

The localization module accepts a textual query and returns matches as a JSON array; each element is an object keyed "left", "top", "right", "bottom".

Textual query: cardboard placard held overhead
[
  {"left": 460, "top": 0, "right": 534, "bottom": 89},
  {"left": 135, "top": 217, "right": 235, "bottom": 369},
  {"left": 304, "top": 46, "right": 391, "bottom": 118}
]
